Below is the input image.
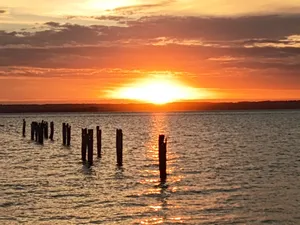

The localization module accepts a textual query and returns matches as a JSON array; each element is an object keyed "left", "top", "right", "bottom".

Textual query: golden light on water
[{"left": 108, "top": 76, "right": 211, "bottom": 104}]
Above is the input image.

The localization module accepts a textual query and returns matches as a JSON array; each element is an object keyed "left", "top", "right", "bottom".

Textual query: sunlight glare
[{"left": 109, "top": 77, "right": 210, "bottom": 104}]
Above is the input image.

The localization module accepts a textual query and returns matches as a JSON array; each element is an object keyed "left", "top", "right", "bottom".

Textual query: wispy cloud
[
  {"left": 65, "top": 15, "right": 128, "bottom": 22},
  {"left": 111, "top": 0, "right": 176, "bottom": 15}
]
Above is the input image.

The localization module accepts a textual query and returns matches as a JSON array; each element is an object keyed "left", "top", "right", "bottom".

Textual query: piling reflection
[
  {"left": 114, "top": 166, "right": 124, "bottom": 179},
  {"left": 80, "top": 163, "right": 96, "bottom": 180}
]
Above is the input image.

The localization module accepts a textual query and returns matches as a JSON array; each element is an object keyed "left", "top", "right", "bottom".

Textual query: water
[{"left": 0, "top": 111, "right": 300, "bottom": 224}]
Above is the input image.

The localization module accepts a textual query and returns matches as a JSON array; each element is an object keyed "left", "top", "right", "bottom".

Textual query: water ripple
[{"left": 0, "top": 111, "right": 300, "bottom": 224}]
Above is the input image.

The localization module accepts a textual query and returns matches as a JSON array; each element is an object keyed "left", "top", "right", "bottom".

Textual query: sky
[{"left": 0, "top": 0, "right": 300, "bottom": 103}]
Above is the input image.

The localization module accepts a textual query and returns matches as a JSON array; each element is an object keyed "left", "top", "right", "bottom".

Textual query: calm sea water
[{"left": 0, "top": 111, "right": 300, "bottom": 225}]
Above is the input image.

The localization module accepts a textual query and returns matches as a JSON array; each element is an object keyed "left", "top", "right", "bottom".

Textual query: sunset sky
[{"left": 1, "top": 0, "right": 300, "bottom": 103}]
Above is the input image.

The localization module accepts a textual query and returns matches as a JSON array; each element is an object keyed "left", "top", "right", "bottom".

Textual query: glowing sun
[{"left": 108, "top": 78, "right": 209, "bottom": 104}]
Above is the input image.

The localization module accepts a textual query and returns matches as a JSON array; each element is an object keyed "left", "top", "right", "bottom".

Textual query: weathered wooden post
[
  {"left": 66, "top": 124, "right": 71, "bottom": 146},
  {"left": 41, "top": 123, "right": 44, "bottom": 145},
  {"left": 158, "top": 135, "right": 167, "bottom": 182},
  {"left": 39, "top": 123, "right": 44, "bottom": 145},
  {"left": 34, "top": 122, "right": 38, "bottom": 142},
  {"left": 35, "top": 123, "right": 39, "bottom": 143},
  {"left": 22, "top": 119, "right": 26, "bottom": 137},
  {"left": 31, "top": 122, "right": 34, "bottom": 140},
  {"left": 49, "top": 122, "right": 54, "bottom": 141},
  {"left": 62, "top": 123, "right": 66, "bottom": 145},
  {"left": 96, "top": 126, "right": 102, "bottom": 158},
  {"left": 81, "top": 128, "right": 87, "bottom": 161},
  {"left": 38, "top": 123, "right": 41, "bottom": 143},
  {"left": 87, "top": 129, "right": 93, "bottom": 165},
  {"left": 116, "top": 129, "right": 123, "bottom": 166},
  {"left": 44, "top": 121, "right": 48, "bottom": 139}
]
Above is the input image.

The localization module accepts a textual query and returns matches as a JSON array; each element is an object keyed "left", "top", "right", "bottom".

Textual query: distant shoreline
[{"left": 0, "top": 101, "right": 300, "bottom": 113}]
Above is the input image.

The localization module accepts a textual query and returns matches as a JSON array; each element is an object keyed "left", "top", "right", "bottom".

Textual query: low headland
[{"left": 0, "top": 100, "right": 300, "bottom": 113}]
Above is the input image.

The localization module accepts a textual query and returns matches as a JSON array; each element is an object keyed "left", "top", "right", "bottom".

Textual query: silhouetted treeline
[{"left": 0, "top": 101, "right": 300, "bottom": 113}]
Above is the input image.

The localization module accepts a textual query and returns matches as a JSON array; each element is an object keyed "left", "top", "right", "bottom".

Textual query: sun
[{"left": 108, "top": 77, "right": 209, "bottom": 104}]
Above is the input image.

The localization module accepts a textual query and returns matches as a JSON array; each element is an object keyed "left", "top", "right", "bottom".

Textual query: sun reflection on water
[
  {"left": 141, "top": 217, "right": 164, "bottom": 224},
  {"left": 149, "top": 205, "right": 162, "bottom": 211},
  {"left": 138, "top": 113, "right": 186, "bottom": 224}
]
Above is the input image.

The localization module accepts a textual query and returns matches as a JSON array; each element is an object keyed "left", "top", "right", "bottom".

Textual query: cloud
[
  {"left": 242, "top": 35, "right": 300, "bottom": 48},
  {"left": 92, "top": 15, "right": 127, "bottom": 21},
  {"left": 1, "top": 44, "right": 299, "bottom": 74},
  {"left": 44, "top": 21, "right": 61, "bottom": 27},
  {"left": 111, "top": 0, "right": 175, "bottom": 15},
  {"left": 1, "top": 14, "right": 299, "bottom": 47},
  {"left": 125, "top": 15, "right": 300, "bottom": 41},
  {"left": 65, "top": 15, "right": 128, "bottom": 22},
  {"left": 0, "top": 14, "right": 299, "bottom": 84},
  {"left": 0, "top": 10, "right": 6, "bottom": 14}
]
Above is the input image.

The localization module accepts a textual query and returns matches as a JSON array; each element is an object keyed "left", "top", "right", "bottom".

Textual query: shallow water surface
[{"left": 0, "top": 111, "right": 300, "bottom": 224}]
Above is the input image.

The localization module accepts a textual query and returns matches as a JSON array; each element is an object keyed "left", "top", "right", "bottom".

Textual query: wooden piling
[
  {"left": 34, "top": 122, "right": 38, "bottom": 142},
  {"left": 87, "top": 129, "right": 93, "bottom": 165},
  {"left": 44, "top": 122, "right": 48, "bottom": 139},
  {"left": 81, "top": 128, "right": 87, "bottom": 161},
  {"left": 158, "top": 135, "right": 167, "bottom": 182},
  {"left": 116, "top": 129, "right": 123, "bottom": 166},
  {"left": 36, "top": 123, "right": 39, "bottom": 143},
  {"left": 62, "top": 123, "right": 66, "bottom": 145},
  {"left": 38, "top": 123, "right": 44, "bottom": 145},
  {"left": 31, "top": 122, "right": 34, "bottom": 140},
  {"left": 96, "top": 126, "right": 102, "bottom": 158},
  {"left": 22, "top": 119, "right": 26, "bottom": 137},
  {"left": 49, "top": 122, "right": 54, "bottom": 141},
  {"left": 66, "top": 125, "right": 71, "bottom": 146}
]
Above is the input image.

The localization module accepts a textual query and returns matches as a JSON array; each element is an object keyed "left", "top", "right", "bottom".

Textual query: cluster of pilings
[
  {"left": 23, "top": 119, "right": 168, "bottom": 182},
  {"left": 81, "top": 127, "right": 124, "bottom": 167},
  {"left": 30, "top": 121, "right": 51, "bottom": 144},
  {"left": 62, "top": 123, "right": 71, "bottom": 146},
  {"left": 24, "top": 120, "right": 70, "bottom": 146},
  {"left": 81, "top": 127, "right": 102, "bottom": 166}
]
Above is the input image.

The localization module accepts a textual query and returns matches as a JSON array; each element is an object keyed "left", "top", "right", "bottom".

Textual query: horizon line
[{"left": 1, "top": 99, "right": 300, "bottom": 105}]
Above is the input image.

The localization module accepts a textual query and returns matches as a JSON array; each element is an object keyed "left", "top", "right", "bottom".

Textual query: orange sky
[{"left": 0, "top": 0, "right": 300, "bottom": 103}]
